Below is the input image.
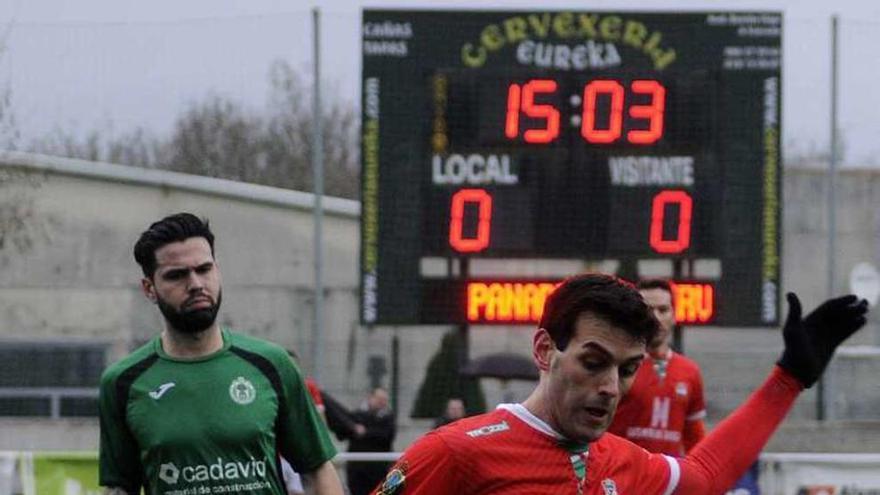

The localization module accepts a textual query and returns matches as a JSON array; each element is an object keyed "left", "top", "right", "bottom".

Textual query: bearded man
[{"left": 98, "top": 212, "right": 343, "bottom": 495}]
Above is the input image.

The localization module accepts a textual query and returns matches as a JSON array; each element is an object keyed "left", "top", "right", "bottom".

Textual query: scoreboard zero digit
[{"left": 360, "top": 10, "right": 782, "bottom": 327}]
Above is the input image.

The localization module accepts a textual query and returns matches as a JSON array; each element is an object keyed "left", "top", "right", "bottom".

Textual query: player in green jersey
[{"left": 99, "top": 212, "right": 343, "bottom": 495}]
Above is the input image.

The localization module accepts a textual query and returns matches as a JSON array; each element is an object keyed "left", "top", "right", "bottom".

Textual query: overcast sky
[{"left": 2, "top": 0, "right": 880, "bottom": 165}]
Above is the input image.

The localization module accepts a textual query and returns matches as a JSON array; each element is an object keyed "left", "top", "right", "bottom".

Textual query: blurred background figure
[
  {"left": 608, "top": 278, "right": 707, "bottom": 456},
  {"left": 287, "top": 350, "right": 328, "bottom": 422},
  {"left": 433, "top": 397, "right": 466, "bottom": 428},
  {"left": 341, "top": 387, "right": 396, "bottom": 495},
  {"left": 609, "top": 278, "right": 760, "bottom": 494},
  {"left": 282, "top": 350, "right": 329, "bottom": 495}
]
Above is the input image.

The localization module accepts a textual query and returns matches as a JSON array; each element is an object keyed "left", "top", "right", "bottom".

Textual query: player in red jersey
[
  {"left": 608, "top": 279, "right": 706, "bottom": 456},
  {"left": 372, "top": 273, "right": 868, "bottom": 495}
]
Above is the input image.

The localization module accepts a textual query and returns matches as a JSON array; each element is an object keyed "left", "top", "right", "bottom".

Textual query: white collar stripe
[{"left": 497, "top": 403, "right": 564, "bottom": 440}]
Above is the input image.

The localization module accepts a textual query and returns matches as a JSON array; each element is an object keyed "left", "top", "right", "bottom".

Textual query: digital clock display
[
  {"left": 446, "top": 74, "right": 711, "bottom": 149},
  {"left": 361, "top": 10, "right": 782, "bottom": 327}
]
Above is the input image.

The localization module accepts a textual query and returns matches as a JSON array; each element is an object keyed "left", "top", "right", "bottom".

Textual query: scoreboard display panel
[{"left": 361, "top": 10, "right": 782, "bottom": 326}]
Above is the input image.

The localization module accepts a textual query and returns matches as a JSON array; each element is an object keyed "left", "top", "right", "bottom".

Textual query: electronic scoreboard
[{"left": 361, "top": 10, "right": 782, "bottom": 326}]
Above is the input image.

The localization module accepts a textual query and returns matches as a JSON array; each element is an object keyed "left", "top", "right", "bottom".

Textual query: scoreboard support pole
[
  {"left": 456, "top": 257, "right": 471, "bottom": 392},
  {"left": 391, "top": 326, "right": 400, "bottom": 421},
  {"left": 672, "top": 259, "right": 685, "bottom": 354}
]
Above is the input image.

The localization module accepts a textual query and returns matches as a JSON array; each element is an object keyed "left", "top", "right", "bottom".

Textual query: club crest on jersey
[
  {"left": 675, "top": 382, "right": 689, "bottom": 397},
  {"left": 229, "top": 376, "right": 256, "bottom": 405},
  {"left": 602, "top": 478, "right": 618, "bottom": 495},
  {"left": 376, "top": 462, "right": 408, "bottom": 495}
]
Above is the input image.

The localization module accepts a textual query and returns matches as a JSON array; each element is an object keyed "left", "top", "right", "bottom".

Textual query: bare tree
[
  {"left": 0, "top": 167, "right": 42, "bottom": 260},
  {"left": 29, "top": 126, "right": 166, "bottom": 169},
  {"left": 0, "top": 81, "right": 17, "bottom": 151},
  {"left": 0, "top": 22, "right": 18, "bottom": 151},
  {"left": 105, "top": 128, "right": 169, "bottom": 168},
  {"left": 164, "top": 95, "right": 267, "bottom": 182},
  {"left": 264, "top": 60, "right": 359, "bottom": 198},
  {"left": 0, "top": 22, "right": 46, "bottom": 263},
  {"left": 25, "top": 59, "right": 360, "bottom": 199}
]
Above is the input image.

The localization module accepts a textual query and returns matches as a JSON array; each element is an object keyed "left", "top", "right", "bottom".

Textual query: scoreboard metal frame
[{"left": 360, "top": 10, "right": 782, "bottom": 327}]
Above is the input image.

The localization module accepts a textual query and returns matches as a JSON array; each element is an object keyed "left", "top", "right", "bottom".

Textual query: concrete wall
[
  {"left": 781, "top": 166, "right": 880, "bottom": 345},
  {"left": 0, "top": 152, "right": 368, "bottom": 451},
  {"left": 1, "top": 152, "right": 879, "bottom": 453}
]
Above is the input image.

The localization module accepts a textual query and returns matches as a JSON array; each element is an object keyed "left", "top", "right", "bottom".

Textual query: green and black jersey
[{"left": 99, "top": 328, "right": 336, "bottom": 495}]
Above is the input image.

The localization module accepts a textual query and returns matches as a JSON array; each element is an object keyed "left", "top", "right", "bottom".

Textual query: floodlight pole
[
  {"left": 311, "top": 7, "right": 325, "bottom": 383},
  {"left": 819, "top": 14, "right": 840, "bottom": 422}
]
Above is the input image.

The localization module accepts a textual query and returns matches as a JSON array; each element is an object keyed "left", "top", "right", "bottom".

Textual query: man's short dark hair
[
  {"left": 539, "top": 273, "right": 659, "bottom": 351},
  {"left": 133, "top": 212, "right": 215, "bottom": 278},
  {"left": 636, "top": 278, "right": 672, "bottom": 294}
]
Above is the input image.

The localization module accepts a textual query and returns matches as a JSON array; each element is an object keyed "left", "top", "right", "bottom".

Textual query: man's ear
[
  {"left": 532, "top": 328, "right": 555, "bottom": 372},
  {"left": 141, "top": 277, "right": 157, "bottom": 304}
]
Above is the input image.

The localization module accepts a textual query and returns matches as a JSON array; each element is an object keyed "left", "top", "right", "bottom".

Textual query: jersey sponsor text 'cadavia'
[{"left": 158, "top": 457, "right": 268, "bottom": 485}]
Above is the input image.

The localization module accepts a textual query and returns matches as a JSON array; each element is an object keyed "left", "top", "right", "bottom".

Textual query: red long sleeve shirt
[{"left": 372, "top": 366, "right": 800, "bottom": 495}]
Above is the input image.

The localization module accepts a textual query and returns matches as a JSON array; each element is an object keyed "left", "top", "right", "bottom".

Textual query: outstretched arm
[
  {"left": 673, "top": 293, "right": 868, "bottom": 494},
  {"left": 676, "top": 365, "right": 800, "bottom": 493}
]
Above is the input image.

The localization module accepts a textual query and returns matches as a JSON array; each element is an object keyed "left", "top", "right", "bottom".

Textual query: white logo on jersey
[
  {"left": 158, "top": 457, "right": 268, "bottom": 486},
  {"left": 465, "top": 420, "right": 510, "bottom": 438},
  {"left": 229, "top": 376, "right": 256, "bottom": 405},
  {"left": 602, "top": 478, "right": 618, "bottom": 495},
  {"left": 149, "top": 382, "right": 176, "bottom": 400},
  {"left": 159, "top": 463, "right": 180, "bottom": 484},
  {"left": 675, "top": 382, "right": 689, "bottom": 397},
  {"left": 650, "top": 396, "right": 671, "bottom": 429}
]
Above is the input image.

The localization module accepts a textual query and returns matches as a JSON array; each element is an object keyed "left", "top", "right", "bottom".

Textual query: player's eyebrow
[
  {"left": 623, "top": 354, "right": 645, "bottom": 367},
  {"left": 580, "top": 341, "right": 644, "bottom": 363},
  {"left": 158, "top": 261, "right": 214, "bottom": 278}
]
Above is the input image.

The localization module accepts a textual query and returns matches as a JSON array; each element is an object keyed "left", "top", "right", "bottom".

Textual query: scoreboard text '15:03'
[{"left": 505, "top": 79, "right": 666, "bottom": 144}]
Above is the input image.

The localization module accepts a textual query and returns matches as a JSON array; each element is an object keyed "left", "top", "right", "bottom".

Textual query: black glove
[{"left": 777, "top": 292, "right": 869, "bottom": 388}]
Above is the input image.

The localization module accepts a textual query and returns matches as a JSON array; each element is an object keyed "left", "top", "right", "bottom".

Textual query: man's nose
[
  {"left": 186, "top": 270, "right": 205, "bottom": 289},
  {"left": 597, "top": 369, "right": 620, "bottom": 398}
]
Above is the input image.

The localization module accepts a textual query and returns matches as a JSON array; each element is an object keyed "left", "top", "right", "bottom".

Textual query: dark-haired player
[
  {"left": 373, "top": 273, "right": 868, "bottom": 495},
  {"left": 99, "top": 212, "right": 343, "bottom": 495}
]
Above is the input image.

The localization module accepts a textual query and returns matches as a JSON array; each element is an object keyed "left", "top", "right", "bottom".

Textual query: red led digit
[
  {"left": 505, "top": 83, "right": 521, "bottom": 139},
  {"left": 449, "top": 188, "right": 493, "bottom": 253},
  {"left": 628, "top": 80, "right": 666, "bottom": 144},
  {"left": 649, "top": 190, "right": 692, "bottom": 254},
  {"left": 582, "top": 80, "right": 624, "bottom": 144},
  {"left": 521, "top": 79, "right": 560, "bottom": 144}
]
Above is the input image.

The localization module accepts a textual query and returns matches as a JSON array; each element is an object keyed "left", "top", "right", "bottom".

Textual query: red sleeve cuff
[{"left": 771, "top": 365, "right": 806, "bottom": 394}]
